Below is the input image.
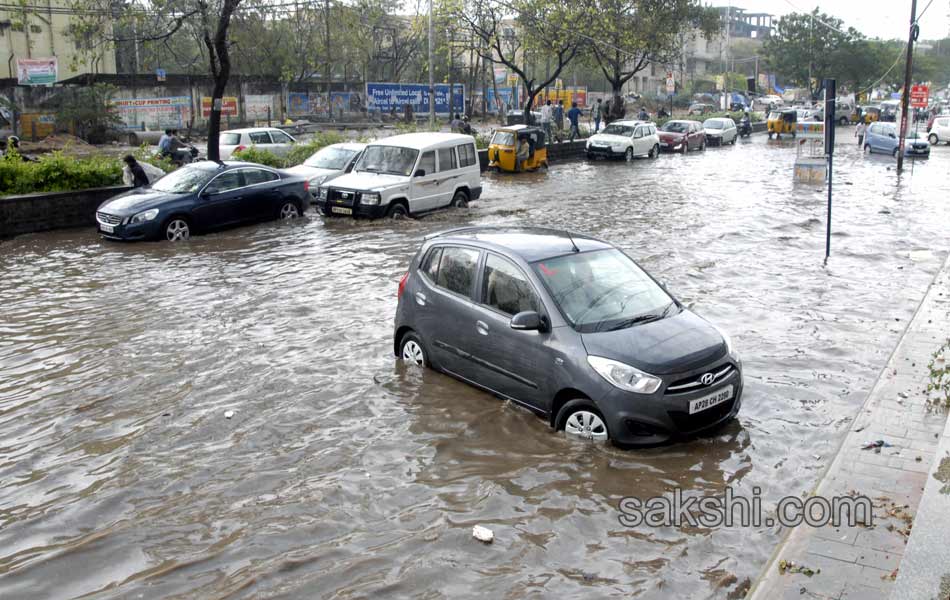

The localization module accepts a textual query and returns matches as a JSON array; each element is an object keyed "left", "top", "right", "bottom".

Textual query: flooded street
[{"left": 2, "top": 134, "right": 949, "bottom": 599}]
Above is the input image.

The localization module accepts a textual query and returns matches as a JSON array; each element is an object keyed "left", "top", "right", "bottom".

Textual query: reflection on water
[{"left": 0, "top": 136, "right": 948, "bottom": 598}]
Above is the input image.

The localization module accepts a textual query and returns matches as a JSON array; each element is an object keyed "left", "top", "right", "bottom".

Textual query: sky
[{"left": 727, "top": 0, "right": 950, "bottom": 40}]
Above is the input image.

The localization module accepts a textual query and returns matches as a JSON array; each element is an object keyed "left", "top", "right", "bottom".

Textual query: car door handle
[
  {"left": 414, "top": 291, "right": 426, "bottom": 306},
  {"left": 475, "top": 320, "right": 489, "bottom": 336}
]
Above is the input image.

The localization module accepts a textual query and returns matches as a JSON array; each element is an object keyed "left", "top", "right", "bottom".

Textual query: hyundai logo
[
  {"left": 700, "top": 373, "right": 715, "bottom": 386},
  {"left": 341, "top": 192, "right": 350, "bottom": 198}
]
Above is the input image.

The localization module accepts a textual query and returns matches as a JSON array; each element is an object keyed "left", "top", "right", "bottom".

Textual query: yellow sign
[
  {"left": 715, "top": 75, "right": 725, "bottom": 91},
  {"left": 507, "top": 74, "right": 519, "bottom": 86}
]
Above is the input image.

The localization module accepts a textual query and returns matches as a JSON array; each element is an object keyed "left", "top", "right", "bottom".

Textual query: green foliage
[
  {"left": 927, "top": 339, "right": 950, "bottom": 408},
  {"left": 232, "top": 145, "right": 286, "bottom": 168},
  {"left": 56, "top": 84, "right": 124, "bottom": 144},
  {"left": 132, "top": 143, "right": 175, "bottom": 173},
  {"left": 284, "top": 132, "right": 347, "bottom": 166},
  {"left": 764, "top": 10, "right": 860, "bottom": 95},
  {"left": 0, "top": 151, "right": 123, "bottom": 196},
  {"left": 474, "top": 133, "right": 491, "bottom": 149}
]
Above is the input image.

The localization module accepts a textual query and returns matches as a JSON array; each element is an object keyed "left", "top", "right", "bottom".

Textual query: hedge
[{"left": 233, "top": 131, "right": 349, "bottom": 169}]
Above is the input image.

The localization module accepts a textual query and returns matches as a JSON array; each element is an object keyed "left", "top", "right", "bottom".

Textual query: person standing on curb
[
  {"left": 567, "top": 102, "right": 582, "bottom": 143},
  {"left": 540, "top": 100, "right": 553, "bottom": 142},
  {"left": 553, "top": 100, "right": 564, "bottom": 142},
  {"left": 593, "top": 99, "right": 603, "bottom": 133},
  {"left": 855, "top": 121, "right": 866, "bottom": 146}
]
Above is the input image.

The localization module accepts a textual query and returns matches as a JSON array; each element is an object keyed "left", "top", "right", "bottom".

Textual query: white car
[
  {"left": 585, "top": 120, "right": 660, "bottom": 160},
  {"left": 928, "top": 116, "right": 950, "bottom": 145},
  {"left": 218, "top": 127, "right": 297, "bottom": 160},
  {"left": 316, "top": 133, "right": 481, "bottom": 219},
  {"left": 284, "top": 142, "right": 366, "bottom": 201},
  {"left": 702, "top": 117, "right": 738, "bottom": 146}
]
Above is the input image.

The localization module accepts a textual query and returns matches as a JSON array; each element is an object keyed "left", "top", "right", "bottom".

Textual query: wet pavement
[{"left": 1, "top": 134, "right": 949, "bottom": 599}]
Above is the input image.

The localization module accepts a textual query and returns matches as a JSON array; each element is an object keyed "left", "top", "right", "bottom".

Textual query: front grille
[
  {"left": 327, "top": 188, "right": 360, "bottom": 207},
  {"left": 97, "top": 212, "right": 121, "bottom": 225},
  {"left": 666, "top": 363, "right": 735, "bottom": 393},
  {"left": 668, "top": 398, "right": 736, "bottom": 433}
]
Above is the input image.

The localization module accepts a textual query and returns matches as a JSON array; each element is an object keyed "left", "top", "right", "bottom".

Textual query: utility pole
[
  {"left": 897, "top": 0, "right": 918, "bottom": 173},
  {"left": 428, "top": 0, "right": 435, "bottom": 129}
]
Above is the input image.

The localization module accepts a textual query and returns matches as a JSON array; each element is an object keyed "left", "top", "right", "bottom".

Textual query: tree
[
  {"left": 455, "top": 0, "right": 592, "bottom": 122},
  {"left": 764, "top": 9, "right": 857, "bottom": 97},
  {"left": 56, "top": 84, "right": 125, "bottom": 143},
  {"left": 587, "top": 0, "right": 720, "bottom": 120}
]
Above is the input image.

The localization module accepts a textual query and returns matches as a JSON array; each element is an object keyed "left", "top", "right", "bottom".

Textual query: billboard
[
  {"left": 17, "top": 58, "right": 57, "bottom": 86},
  {"left": 113, "top": 96, "right": 191, "bottom": 130},
  {"left": 540, "top": 87, "right": 588, "bottom": 107},
  {"left": 288, "top": 92, "right": 310, "bottom": 115},
  {"left": 330, "top": 92, "right": 365, "bottom": 114},
  {"left": 365, "top": 82, "right": 465, "bottom": 115},
  {"left": 201, "top": 96, "right": 238, "bottom": 118},
  {"left": 245, "top": 95, "right": 275, "bottom": 120}
]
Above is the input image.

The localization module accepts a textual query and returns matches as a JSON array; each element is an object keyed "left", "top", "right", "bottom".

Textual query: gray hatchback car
[{"left": 393, "top": 227, "right": 743, "bottom": 447}]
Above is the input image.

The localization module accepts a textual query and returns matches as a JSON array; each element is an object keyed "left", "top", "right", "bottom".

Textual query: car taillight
[
  {"left": 303, "top": 180, "right": 310, "bottom": 192},
  {"left": 235, "top": 145, "right": 246, "bottom": 153},
  {"left": 397, "top": 272, "right": 409, "bottom": 298}
]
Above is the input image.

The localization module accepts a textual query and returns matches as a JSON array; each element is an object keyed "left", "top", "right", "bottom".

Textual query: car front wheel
[
  {"left": 892, "top": 147, "right": 900, "bottom": 158},
  {"left": 387, "top": 202, "right": 409, "bottom": 219},
  {"left": 164, "top": 217, "right": 191, "bottom": 242},
  {"left": 399, "top": 331, "right": 428, "bottom": 367},
  {"left": 929, "top": 133, "right": 938, "bottom": 145},
  {"left": 558, "top": 400, "right": 609, "bottom": 442},
  {"left": 624, "top": 147, "right": 634, "bottom": 161}
]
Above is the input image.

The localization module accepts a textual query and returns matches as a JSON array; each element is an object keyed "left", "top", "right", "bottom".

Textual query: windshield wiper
[{"left": 606, "top": 302, "right": 678, "bottom": 331}]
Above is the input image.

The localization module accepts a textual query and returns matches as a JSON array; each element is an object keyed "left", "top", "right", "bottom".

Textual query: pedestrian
[
  {"left": 450, "top": 112, "right": 463, "bottom": 132},
  {"left": 593, "top": 98, "right": 603, "bottom": 133},
  {"left": 540, "top": 100, "right": 553, "bottom": 142},
  {"left": 553, "top": 100, "right": 564, "bottom": 140},
  {"left": 855, "top": 121, "right": 866, "bottom": 146},
  {"left": 122, "top": 155, "right": 151, "bottom": 188},
  {"left": 158, "top": 129, "right": 172, "bottom": 155},
  {"left": 567, "top": 102, "right": 582, "bottom": 142},
  {"left": 638, "top": 106, "right": 649, "bottom": 121}
]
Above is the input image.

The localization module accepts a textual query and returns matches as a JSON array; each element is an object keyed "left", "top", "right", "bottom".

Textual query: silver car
[{"left": 702, "top": 118, "right": 738, "bottom": 146}]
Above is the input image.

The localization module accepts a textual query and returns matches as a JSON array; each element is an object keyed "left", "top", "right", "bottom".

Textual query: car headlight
[
  {"left": 319, "top": 187, "right": 328, "bottom": 200},
  {"left": 309, "top": 175, "right": 326, "bottom": 188},
  {"left": 360, "top": 192, "right": 381, "bottom": 206},
  {"left": 587, "top": 356, "right": 662, "bottom": 394},
  {"left": 714, "top": 326, "right": 739, "bottom": 359},
  {"left": 129, "top": 208, "right": 159, "bottom": 224}
]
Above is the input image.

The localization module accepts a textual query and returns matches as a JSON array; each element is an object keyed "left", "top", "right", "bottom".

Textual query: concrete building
[{"left": 0, "top": 2, "right": 116, "bottom": 81}]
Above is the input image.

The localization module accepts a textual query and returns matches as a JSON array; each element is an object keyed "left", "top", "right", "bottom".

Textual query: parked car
[
  {"left": 928, "top": 116, "right": 950, "bottom": 145},
  {"left": 863, "top": 122, "right": 930, "bottom": 158},
  {"left": 316, "top": 132, "right": 481, "bottom": 219},
  {"left": 95, "top": 161, "right": 309, "bottom": 242},
  {"left": 702, "top": 118, "right": 737, "bottom": 146},
  {"left": 585, "top": 120, "right": 660, "bottom": 160},
  {"left": 218, "top": 127, "right": 298, "bottom": 160},
  {"left": 658, "top": 120, "right": 705, "bottom": 153},
  {"left": 284, "top": 142, "right": 366, "bottom": 202},
  {"left": 393, "top": 227, "right": 743, "bottom": 447},
  {"left": 687, "top": 103, "right": 715, "bottom": 116}
]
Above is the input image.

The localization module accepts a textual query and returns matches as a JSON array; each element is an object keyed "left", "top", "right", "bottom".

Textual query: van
[{"left": 316, "top": 133, "right": 482, "bottom": 219}]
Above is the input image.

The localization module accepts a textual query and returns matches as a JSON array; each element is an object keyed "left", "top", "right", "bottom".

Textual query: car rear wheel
[
  {"left": 863, "top": 144, "right": 871, "bottom": 155},
  {"left": 839, "top": 117, "right": 848, "bottom": 126},
  {"left": 279, "top": 201, "right": 300, "bottom": 219},
  {"left": 387, "top": 202, "right": 409, "bottom": 219},
  {"left": 649, "top": 144, "right": 659, "bottom": 158},
  {"left": 450, "top": 190, "right": 469, "bottom": 208},
  {"left": 892, "top": 147, "right": 900, "bottom": 158},
  {"left": 624, "top": 147, "right": 634, "bottom": 161},
  {"left": 164, "top": 218, "right": 191, "bottom": 242},
  {"left": 929, "top": 133, "right": 938, "bottom": 145},
  {"left": 558, "top": 400, "right": 609, "bottom": 442},
  {"left": 399, "top": 331, "right": 428, "bottom": 368}
]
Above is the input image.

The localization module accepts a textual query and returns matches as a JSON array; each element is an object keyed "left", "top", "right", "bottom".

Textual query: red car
[{"left": 658, "top": 120, "right": 705, "bottom": 153}]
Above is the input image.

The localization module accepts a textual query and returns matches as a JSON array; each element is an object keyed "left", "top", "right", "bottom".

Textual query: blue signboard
[
  {"left": 366, "top": 82, "right": 465, "bottom": 115},
  {"left": 485, "top": 87, "right": 516, "bottom": 112}
]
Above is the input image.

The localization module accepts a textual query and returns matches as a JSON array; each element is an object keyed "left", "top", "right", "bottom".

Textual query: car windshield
[
  {"left": 768, "top": 111, "right": 783, "bottom": 120},
  {"left": 602, "top": 124, "right": 634, "bottom": 136},
  {"left": 662, "top": 121, "right": 689, "bottom": 133},
  {"left": 304, "top": 146, "right": 358, "bottom": 169},
  {"left": 355, "top": 145, "right": 419, "bottom": 176},
  {"left": 490, "top": 131, "right": 516, "bottom": 146},
  {"left": 151, "top": 164, "right": 219, "bottom": 193},
  {"left": 532, "top": 249, "right": 675, "bottom": 333},
  {"left": 703, "top": 119, "right": 725, "bottom": 129}
]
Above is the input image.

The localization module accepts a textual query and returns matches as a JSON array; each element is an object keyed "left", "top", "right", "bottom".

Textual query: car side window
[
  {"left": 633, "top": 127, "right": 642, "bottom": 138},
  {"left": 205, "top": 170, "right": 244, "bottom": 194},
  {"left": 437, "top": 147, "right": 457, "bottom": 172},
  {"left": 244, "top": 169, "right": 278, "bottom": 186},
  {"left": 421, "top": 247, "right": 443, "bottom": 282},
  {"left": 435, "top": 246, "right": 480, "bottom": 297},
  {"left": 457, "top": 143, "right": 476, "bottom": 167},
  {"left": 271, "top": 131, "right": 294, "bottom": 144},
  {"left": 418, "top": 151, "right": 436, "bottom": 175},
  {"left": 249, "top": 131, "right": 271, "bottom": 144},
  {"left": 482, "top": 254, "right": 540, "bottom": 316}
]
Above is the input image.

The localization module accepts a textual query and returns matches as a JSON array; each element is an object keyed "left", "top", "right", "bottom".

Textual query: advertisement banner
[
  {"left": 494, "top": 67, "right": 507, "bottom": 85},
  {"left": 795, "top": 121, "right": 824, "bottom": 139},
  {"left": 288, "top": 92, "right": 310, "bottom": 116},
  {"left": 201, "top": 96, "right": 238, "bottom": 118},
  {"left": 365, "top": 83, "right": 465, "bottom": 115},
  {"left": 245, "top": 95, "right": 274, "bottom": 120},
  {"left": 309, "top": 93, "right": 329, "bottom": 117},
  {"left": 540, "top": 87, "right": 587, "bottom": 107},
  {"left": 485, "top": 87, "right": 516, "bottom": 112},
  {"left": 113, "top": 96, "right": 191, "bottom": 130},
  {"left": 17, "top": 58, "right": 57, "bottom": 86},
  {"left": 330, "top": 91, "right": 365, "bottom": 114}
]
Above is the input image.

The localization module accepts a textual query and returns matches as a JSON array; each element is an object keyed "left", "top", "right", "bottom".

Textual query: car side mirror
[
  {"left": 414, "top": 169, "right": 426, "bottom": 177},
  {"left": 510, "top": 310, "right": 545, "bottom": 332},
  {"left": 889, "top": 133, "right": 896, "bottom": 139}
]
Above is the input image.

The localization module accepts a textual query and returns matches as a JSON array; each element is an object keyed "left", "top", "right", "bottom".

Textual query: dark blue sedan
[{"left": 96, "top": 161, "right": 310, "bottom": 242}]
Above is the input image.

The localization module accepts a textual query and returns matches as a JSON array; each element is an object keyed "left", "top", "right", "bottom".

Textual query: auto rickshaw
[
  {"left": 851, "top": 105, "right": 881, "bottom": 125},
  {"left": 487, "top": 124, "right": 548, "bottom": 172},
  {"left": 767, "top": 107, "right": 798, "bottom": 139}
]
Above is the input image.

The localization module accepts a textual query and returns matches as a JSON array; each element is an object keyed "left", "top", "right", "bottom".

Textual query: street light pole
[
  {"left": 428, "top": 0, "right": 436, "bottom": 129},
  {"left": 896, "top": 0, "right": 918, "bottom": 173}
]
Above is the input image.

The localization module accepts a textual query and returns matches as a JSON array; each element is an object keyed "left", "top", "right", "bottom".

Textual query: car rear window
[
  {"left": 457, "top": 143, "right": 477, "bottom": 167},
  {"left": 435, "top": 247, "right": 479, "bottom": 297},
  {"left": 244, "top": 168, "right": 278, "bottom": 185},
  {"left": 220, "top": 133, "right": 241, "bottom": 146}
]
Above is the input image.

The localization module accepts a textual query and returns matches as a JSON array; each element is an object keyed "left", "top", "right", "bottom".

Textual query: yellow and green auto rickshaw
[
  {"left": 855, "top": 105, "right": 881, "bottom": 124},
  {"left": 767, "top": 107, "right": 798, "bottom": 139},
  {"left": 487, "top": 124, "right": 548, "bottom": 172}
]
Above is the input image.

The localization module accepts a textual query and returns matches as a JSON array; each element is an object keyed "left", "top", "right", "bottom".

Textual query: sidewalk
[{"left": 747, "top": 255, "right": 950, "bottom": 600}]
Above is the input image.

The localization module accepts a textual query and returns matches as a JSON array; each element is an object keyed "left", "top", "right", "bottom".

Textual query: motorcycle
[
  {"left": 738, "top": 119, "right": 752, "bottom": 138},
  {"left": 159, "top": 145, "right": 201, "bottom": 167}
]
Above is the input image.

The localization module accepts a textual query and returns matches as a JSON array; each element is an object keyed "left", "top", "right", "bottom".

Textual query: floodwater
[{"left": 1, "top": 134, "right": 949, "bottom": 599}]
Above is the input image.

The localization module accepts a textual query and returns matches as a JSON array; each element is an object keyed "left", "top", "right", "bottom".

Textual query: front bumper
[
  {"left": 706, "top": 135, "right": 723, "bottom": 145},
  {"left": 597, "top": 359, "right": 744, "bottom": 446},
  {"left": 316, "top": 197, "right": 389, "bottom": 219},
  {"left": 905, "top": 145, "right": 930, "bottom": 156},
  {"left": 586, "top": 144, "right": 624, "bottom": 158},
  {"left": 96, "top": 213, "right": 162, "bottom": 241},
  {"left": 659, "top": 139, "right": 686, "bottom": 151}
]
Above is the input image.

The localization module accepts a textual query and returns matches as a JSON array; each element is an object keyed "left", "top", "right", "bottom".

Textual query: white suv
[
  {"left": 929, "top": 117, "right": 950, "bottom": 145},
  {"left": 218, "top": 127, "right": 298, "bottom": 160},
  {"left": 585, "top": 120, "right": 660, "bottom": 160},
  {"left": 316, "top": 133, "right": 482, "bottom": 219}
]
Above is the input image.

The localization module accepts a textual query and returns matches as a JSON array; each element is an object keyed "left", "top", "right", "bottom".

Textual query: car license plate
[
  {"left": 99, "top": 223, "right": 114, "bottom": 233},
  {"left": 331, "top": 206, "right": 352, "bottom": 215},
  {"left": 689, "top": 385, "right": 733, "bottom": 415}
]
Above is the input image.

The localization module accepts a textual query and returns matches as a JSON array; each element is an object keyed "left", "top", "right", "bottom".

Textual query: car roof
[
  {"left": 425, "top": 226, "right": 614, "bottom": 263},
  {"left": 368, "top": 132, "right": 475, "bottom": 150},
  {"left": 187, "top": 160, "right": 278, "bottom": 172},
  {"left": 325, "top": 142, "right": 367, "bottom": 151},
  {"left": 609, "top": 120, "right": 648, "bottom": 126},
  {"left": 220, "top": 127, "right": 287, "bottom": 134}
]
